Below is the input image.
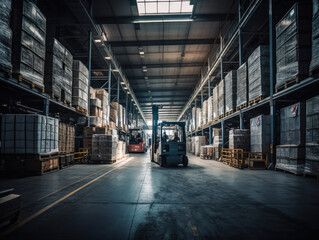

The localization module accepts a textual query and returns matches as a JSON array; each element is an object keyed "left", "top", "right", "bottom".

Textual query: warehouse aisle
[{"left": 1, "top": 154, "right": 319, "bottom": 240}]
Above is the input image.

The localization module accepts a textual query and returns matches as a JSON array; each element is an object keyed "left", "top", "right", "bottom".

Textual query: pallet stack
[
  {"left": 196, "top": 108, "right": 202, "bottom": 129},
  {"left": 248, "top": 45, "right": 270, "bottom": 104},
  {"left": 95, "top": 89, "right": 110, "bottom": 127},
  {"left": 83, "top": 126, "right": 108, "bottom": 151},
  {"left": 58, "top": 122, "right": 75, "bottom": 168},
  {"left": 207, "top": 96, "right": 214, "bottom": 123},
  {"left": 276, "top": 102, "right": 306, "bottom": 174},
  {"left": 0, "top": 0, "right": 12, "bottom": 73},
  {"left": 212, "top": 128, "right": 222, "bottom": 160},
  {"left": 72, "top": 60, "right": 89, "bottom": 114},
  {"left": 1, "top": 114, "right": 59, "bottom": 175},
  {"left": 213, "top": 86, "right": 218, "bottom": 120},
  {"left": 202, "top": 100, "right": 208, "bottom": 126},
  {"left": 250, "top": 115, "right": 270, "bottom": 153},
  {"left": 310, "top": 0, "right": 319, "bottom": 75},
  {"left": 194, "top": 136, "right": 206, "bottom": 156},
  {"left": 237, "top": 63, "right": 248, "bottom": 110},
  {"left": 11, "top": 0, "right": 46, "bottom": 89},
  {"left": 217, "top": 80, "right": 225, "bottom": 118},
  {"left": 229, "top": 129, "right": 250, "bottom": 151},
  {"left": 110, "top": 102, "right": 118, "bottom": 127},
  {"left": 91, "top": 134, "right": 117, "bottom": 163},
  {"left": 225, "top": 70, "right": 237, "bottom": 115},
  {"left": 275, "top": 2, "right": 312, "bottom": 91},
  {"left": 305, "top": 95, "right": 319, "bottom": 176},
  {"left": 45, "top": 38, "right": 73, "bottom": 104}
]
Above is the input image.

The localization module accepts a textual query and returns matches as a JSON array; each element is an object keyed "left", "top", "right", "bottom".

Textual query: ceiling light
[
  {"left": 94, "top": 39, "right": 102, "bottom": 43},
  {"left": 124, "top": 87, "right": 128, "bottom": 90},
  {"left": 105, "top": 56, "right": 111, "bottom": 60},
  {"left": 132, "top": 19, "right": 194, "bottom": 24},
  {"left": 121, "top": 81, "right": 125, "bottom": 85},
  {"left": 127, "top": 91, "right": 130, "bottom": 94},
  {"left": 143, "top": 69, "right": 148, "bottom": 72},
  {"left": 102, "top": 33, "right": 107, "bottom": 41},
  {"left": 112, "top": 69, "right": 119, "bottom": 72}
]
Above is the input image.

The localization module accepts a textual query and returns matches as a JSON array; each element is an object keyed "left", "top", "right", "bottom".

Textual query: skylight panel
[{"left": 136, "top": 0, "right": 194, "bottom": 15}]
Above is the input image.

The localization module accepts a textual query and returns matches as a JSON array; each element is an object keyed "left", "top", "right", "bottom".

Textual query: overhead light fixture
[
  {"left": 121, "top": 81, "right": 125, "bottom": 85},
  {"left": 94, "top": 39, "right": 102, "bottom": 43},
  {"left": 132, "top": 19, "right": 194, "bottom": 24},
  {"left": 124, "top": 87, "right": 128, "bottom": 89},
  {"left": 105, "top": 56, "right": 111, "bottom": 60},
  {"left": 142, "top": 66, "right": 147, "bottom": 72},
  {"left": 127, "top": 91, "right": 131, "bottom": 94},
  {"left": 102, "top": 33, "right": 107, "bottom": 41},
  {"left": 112, "top": 69, "right": 119, "bottom": 72}
]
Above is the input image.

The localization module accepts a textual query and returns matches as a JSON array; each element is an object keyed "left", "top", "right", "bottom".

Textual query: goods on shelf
[
  {"left": 207, "top": 96, "right": 214, "bottom": 123},
  {"left": 200, "top": 145, "right": 214, "bottom": 159},
  {"left": 229, "top": 129, "right": 250, "bottom": 151},
  {"left": 118, "top": 104, "right": 123, "bottom": 129},
  {"left": 192, "top": 107, "right": 199, "bottom": 130},
  {"left": 11, "top": 0, "right": 46, "bottom": 88},
  {"left": 1, "top": 114, "right": 58, "bottom": 154},
  {"left": 58, "top": 122, "right": 75, "bottom": 154},
  {"left": 0, "top": 0, "right": 12, "bottom": 72},
  {"left": 196, "top": 108, "right": 202, "bottom": 129},
  {"left": 225, "top": 71, "right": 237, "bottom": 113},
  {"left": 111, "top": 102, "right": 119, "bottom": 127},
  {"left": 213, "top": 85, "right": 218, "bottom": 119},
  {"left": 202, "top": 100, "right": 208, "bottom": 126},
  {"left": 72, "top": 60, "right": 89, "bottom": 111},
  {"left": 248, "top": 45, "right": 270, "bottom": 101},
  {"left": 276, "top": 102, "right": 306, "bottom": 174},
  {"left": 212, "top": 128, "right": 222, "bottom": 160},
  {"left": 95, "top": 89, "right": 110, "bottom": 127},
  {"left": 305, "top": 95, "right": 319, "bottom": 176},
  {"left": 89, "top": 116, "right": 101, "bottom": 127},
  {"left": 275, "top": 2, "right": 312, "bottom": 89},
  {"left": 250, "top": 115, "right": 270, "bottom": 153},
  {"left": 90, "top": 98, "right": 102, "bottom": 119},
  {"left": 310, "top": 0, "right": 319, "bottom": 73},
  {"left": 83, "top": 126, "right": 108, "bottom": 150},
  {"left": 236, "top": 63, "right": 248, "bottom": 108},
  {"left": 194, "top": 136, "right": 206, "bottom": 156},
  {"left": 217, "top": 80, "right": 225, "bottom": 118},
  {"left": 45, "top": 38, "right": 73, "bottom": 103}
]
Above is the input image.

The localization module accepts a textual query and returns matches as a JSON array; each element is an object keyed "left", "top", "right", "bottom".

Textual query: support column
[
  {"left": 117, "top": 77, "right": 120, "bottom": 128},
  {"left": 108, "top": 63, "right": 112, "bottom": 105},
  {"left": 201, "top": 90, "right": 204, "bottom": 135},
  {"left": 125, "top": 93, "right": 128, "bottom": 126},
  {"left": 87, "top": 30, "right": 92, "bottom": 126},
  {"left": 269, "top": 0, "right": 276, "bottom": 169},
  {"left": 239, "top": 110, "right": 244, "bottom": 129},
  {"left": 222, "top": 120, "right": 225, "bottom": 148},
  {"left": 43, "top": 97, "right": 49, "bottom": 116},
  {"left": 208, "top": 79, "right": 212, "bottom": 145}
]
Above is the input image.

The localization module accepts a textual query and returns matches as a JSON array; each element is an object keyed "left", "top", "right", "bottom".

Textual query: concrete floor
[{"left": 1, "top": 153, "right": 319, "bottom": 240}]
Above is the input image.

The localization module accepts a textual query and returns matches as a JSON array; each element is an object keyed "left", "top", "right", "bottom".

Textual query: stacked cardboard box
[
  {"left": 72, "top": 60, "right": 89, "bottom": 111},
  {"left": 213, "top": 86, "right": 218, "bottom": 119},
  {"left": 237, "top": 63, "right": 248, "bottom": 108},
  {"left": 11, "top": 0, "right": 46, "bottom": 88},
  {"left": 83, "top": 126, "right": 108, "bottom": 150},
  {"left": 110, "top": 102, "right": 118, "bottom": 127},
  {"left": 1, "top": 114, "right": 58, "bottom": 154},
  {"left": 229, "top": 129, "right": 250, "bottom": 151},
  {"left": 310, "top": 0, "right": 319, "bottom": 72},
  {"left": 276, "top": 2, "right": 312, "bottom": 88},
  {"left": 207, "top": 96, "right": 214, "bottom": 123},
  {"left": 95, "top": 89, "right": 110, "bottom": 127},
  {"left": 305, "top": 95, "right": 319, "bottom": 176},
  {"left": 191, "top": 137, "right": 195, "bottom": 153},
  {"left": 202, "top": 100, "right": 208, "bottom": 126},
  {"left": 250, "top": 115, "right": 271, "bottom": 153},
  {"left": 90, "top": 97, "right": 102, "bottom": 119},
  {"left": 194, "top": 136, "right": 206, "bottom": 156},
  {"left": 276, "top": 102, "right": 306, "bottom": 174},
  {"left": 248, "top": 46, "right": 270, "bottom": 101},
  {"left": 44, "top": 38, "right": 73, "bottom": 103},
  {"left": 218, "top": 80, "right": 225, "bottom": 117},
  {"left": 196, "top": 108, "right": 202, "bottom": 129},
  {"left": 225, "top": 71, "right": 237, "bottom": 114},
  {"left": 91, "top": 134, "right": 117, "bottom": 163},
  {"left": 0, "top": 0, "right": 12, "bottom": 72}
]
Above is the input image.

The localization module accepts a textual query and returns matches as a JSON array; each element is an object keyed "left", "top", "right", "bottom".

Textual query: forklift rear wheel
[{"left": 183, "top": 156, "right": 188, "bottom": 167}]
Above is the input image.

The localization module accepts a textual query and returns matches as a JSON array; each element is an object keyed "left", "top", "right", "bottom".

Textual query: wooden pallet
[
  {"left": 15, "top": 74, "right": 45, "bottom": 92},
  {"left": 236, "top": 103, "right": 247, "bottom": 111},
  {"left": 75, "top": 105, "right": 88, "bottom": 114},
  {"left": 59, "top": 154, "right": 74, "bottom": 169},
  {"left": 275, "top": 76, "right": 303, "bottom": 93},
  {"left": 200, "top": 154, "right": 213, "bottom": 160},
  {"left": 247, "top": 152, "right": 268, "bottom": 169},
  {"left": 248, "top": 96, "right": 266, "bottom": 106},
  {"left": 225, "top": 110, "right": 235, "bottom": 116},
  {"left": 2, "top": 152, "right": 59, "bottom": 161},
  {"left": 50, "top": 93, "right": 62, "bottom": 101},
  {"left": 63, "top": 99, "right": 72, "bottom": 107}
]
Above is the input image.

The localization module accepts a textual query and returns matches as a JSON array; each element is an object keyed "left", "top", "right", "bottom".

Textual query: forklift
[{"left": 151, "top": 105, "right": 188, "bottom": 167}]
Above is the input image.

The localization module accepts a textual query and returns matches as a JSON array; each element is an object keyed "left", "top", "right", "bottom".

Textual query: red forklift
[{"left": 128, "top": 128, "right": 147, "bottom": 153}]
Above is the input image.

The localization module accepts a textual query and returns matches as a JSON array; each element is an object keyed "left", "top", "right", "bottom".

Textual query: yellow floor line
[{"left": 1, "top": 157, "right": 133, "bottom": 237}]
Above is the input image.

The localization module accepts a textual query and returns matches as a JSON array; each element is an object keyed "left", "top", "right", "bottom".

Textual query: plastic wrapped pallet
[
  {"left": 95, "top": 89, "right": 110, "bottom": 127},
  {"left": 91, "top": 134, "right": 117, "bottom": 162},
  {"left": 72, "top": 60, "right": 89, "bottom": 111},
  {"left": 275, "top": 2, "right": 312, "bottom": 88},
  {"left": 207, "top": 96, "right": 214, "bottom": 123},
  {"left": 11, "top": 0, "right": 46, "bottom": 87},
  {"left": 225, "top": 71, "right": 237, "bottom": 113},
  {"left": 90, "top": 98, "right": 101, "bottom": 108},
  {"left": 202, "top": 100, "right": 208, "bottom": 126},
  {"left": 276, "top": 146, "right": 305, "bottom": 174},
  {"left": 1, "top": 114, "right": 58, "bottom": 154},
  {"left": 111, "top": 102, "right": 119, "bottom": 127},
  {"left": 250, "top": 115, "right": 270, "bottom": 153},
  {"left": 229, "top": 129, "right": 250, "bottom": 151},
  {"left": 248, "top": 45, "right": 270, "bottom": 101},
  {"left": 213, "top": 86, "right": 218, "bottom": 119},
  {"left": 310, "top": 0, "right": 319, "bottom": 73},
  {"left": 0, "top": 0, "right": 12, "bottom": 72},
  {"left": 213, "top": 128, "right": 222, "bottom": 160},
  {"left": 192, "top": 107, "right": 199, "bottom": 130},
  {"left": 218, "top": 80, "right": 225, "bottom": 117},
  {"left": 305, "top": 95, "right": 319, "bottom": 175},
  {"left": 118, "top": 104, "right": 123, "bottom": 129},
  {"left": 83, "top": 126, "right": 108, "bottom": 150},
  {"left": 45, "top": 38, "right": 73, "bottom": 103},
  {"left": 196, "top": 108, "right": 202, "bottom": 129},
  {"left": 194, "top": 136, "right": 206, "bottom": 156},
  {"left": 237, "top": 63, "right": 248, "bottom": 108},
  {"left": 206, "top": 145, "right": 215, "bottom": 158},
  {"left": 89, "top": 116, "right": 101, "bottom": 127},
  {"left": 200, "top": 146, "right": 207, "bottom": 155}
]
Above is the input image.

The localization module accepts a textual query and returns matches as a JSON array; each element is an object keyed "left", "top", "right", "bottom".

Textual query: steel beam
[
  {"left": 108, "top": 39, "right": 218, "bottom": 47},
  {"left": 87, "top": 30, "right": 92, "bottom": 126},
  {"left": 122, "top": 62, "right": 203, "bottom": 69}
]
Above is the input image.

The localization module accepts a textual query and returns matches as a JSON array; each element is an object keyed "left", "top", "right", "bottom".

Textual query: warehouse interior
[{"left": 1, "top": 0, "right": 319, "bottom": 239}]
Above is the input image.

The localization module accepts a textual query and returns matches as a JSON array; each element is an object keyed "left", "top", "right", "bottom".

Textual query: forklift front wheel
[
  {"left": 159, "top": 156, "right": 166, "bottom": 167},
  {"left": 183, "top": 156, "right": 188, "bottom": 167}
]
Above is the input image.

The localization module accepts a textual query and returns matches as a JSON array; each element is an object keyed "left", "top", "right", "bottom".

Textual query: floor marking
[{"left": 1, "top": 158, "right": 133, "bottom": 237}]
